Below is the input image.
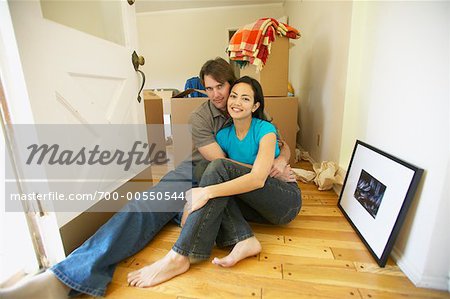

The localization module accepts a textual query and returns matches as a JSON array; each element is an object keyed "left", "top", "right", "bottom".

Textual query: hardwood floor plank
[
  {"left": 286, "top": 218, "right": 354, "bottom": 232},
  {"left": 302, "top": 197, "right": 323, "bottom": 206},
  {"left": 118, "top": 257, "right": 136, "bottom": 268},
  {"left": 260, "top": 254, "right": 356, "bottom": 271},
  {"left": 262, "top": 287, "right": 362, "bottom": 299},
  {"left": 133, "top": 239, "right": 174, "bottom": 257},
  {"left": 358, "top": 288, "right": 450, "bottom": 299},
  {"left": 297, "top": 183, "right": 319, "bottom": 191},
  {"left": 331, "top": 247, "right": 378, "bottom": 264},
  {"left": 300, "top": 206, "right": 343, "bottom": 217},
  {"left": 104, "top": 282, "right": 175, "bottom": 298},
  {"left": 282, "top": 264, "right": 448, "bottom": 298},
  {"left": 189, "top": 266, "right": 361, "bottom": 299},
  {"left": 252, "top": 225, "right": 361, "bottom": 242},
  {"left": 262, "top": 243, "right": 334, "bottom": 259},
  {"left": 284, "top": 235, "right": 366, "bottom": 250},
  {"left": 254, "top": 232, "right": 285, "bottom": 244},
  {"left": 192, "top": 258, "right": 282, "bottom": 279},
  {"left": 321, "top": 198, "right": 340, "bottom": 205},
  {"left": 113, "top": 265, "right": 261, "bottom": 298},
  {"left": 354, "top": 262, "right": 405, "bottom": 277},
  {"left": 154, "top": 225, "right": 182, "bottom": 243},
  {"left": 296, "top": 215, "right": 348, "bottom": 222},
  {"left": 302, "top": 193, "right": 339, "bottom": 200}
]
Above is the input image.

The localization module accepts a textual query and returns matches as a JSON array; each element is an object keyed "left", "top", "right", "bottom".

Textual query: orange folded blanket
[{"left": 227, "top": 18, "right": 301, "bottom": 71}]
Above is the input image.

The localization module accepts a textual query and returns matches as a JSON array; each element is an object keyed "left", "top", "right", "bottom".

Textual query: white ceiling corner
[{"left": 135, "top": 0, "right": 285, "bottom": 13}]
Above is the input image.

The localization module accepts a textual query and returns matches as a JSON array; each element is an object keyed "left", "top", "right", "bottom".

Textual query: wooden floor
[{"left": 83, "top": 160, "right": 449, "bottom": 299}]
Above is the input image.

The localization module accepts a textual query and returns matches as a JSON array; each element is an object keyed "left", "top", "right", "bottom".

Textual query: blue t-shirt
[{"left": 216, "top": 118, "right": 280, "bottom": 165}]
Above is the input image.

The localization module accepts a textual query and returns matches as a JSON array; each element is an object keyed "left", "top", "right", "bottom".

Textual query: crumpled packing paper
[{"left": 293, "top": 150, "right": 344, "bottom": 191}]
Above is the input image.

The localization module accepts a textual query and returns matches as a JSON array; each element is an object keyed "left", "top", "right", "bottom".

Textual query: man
[{"left": 0, "top": 57, "right": 293, "bottom": 298}]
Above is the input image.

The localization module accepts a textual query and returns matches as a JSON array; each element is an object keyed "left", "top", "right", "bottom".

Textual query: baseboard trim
[
  {"left": 416, "top": 275, "right": 450, "bottom": 292},
  {"left": 391, "top": 247, "right": 450, "bottom": 291},
  {"left": 391, "top": 247, "right": 422, "bottom": 286}
]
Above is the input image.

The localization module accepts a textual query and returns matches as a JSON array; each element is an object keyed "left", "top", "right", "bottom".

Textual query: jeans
[
  {"left": 173, "top": 159, "right": 302, "bottom": 259},
  {"left": 50, "top": 160, "right": 199, "bottom": 297}
]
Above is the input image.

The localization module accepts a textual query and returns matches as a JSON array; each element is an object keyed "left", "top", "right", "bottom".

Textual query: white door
[{"left": 7, "top": 0, "right": 146, "bottom": 227}]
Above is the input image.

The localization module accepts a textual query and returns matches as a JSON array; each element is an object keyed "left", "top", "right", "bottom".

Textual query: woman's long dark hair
[{"left": 230, "top": 76, "right": 268, "bottom": 121}]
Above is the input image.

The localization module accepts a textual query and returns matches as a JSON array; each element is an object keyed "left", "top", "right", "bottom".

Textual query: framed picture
[{"left": 338, "top": 140, "right": 423, "bottom": 267}]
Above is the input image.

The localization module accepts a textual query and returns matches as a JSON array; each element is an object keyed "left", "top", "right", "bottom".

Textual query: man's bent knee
[{"left": 203, "top": 158, "right": 228, "bottom": 174}]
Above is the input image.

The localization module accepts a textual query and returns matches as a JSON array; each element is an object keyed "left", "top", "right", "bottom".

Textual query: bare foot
[
  {"left": 0, "top": 270, "right": 70, "bottom": 299},
  {"left": 127, "top": 250, "right": 190, "bottom": 287},
  {"left": 212, "top": 236, "right": 262, "bottom": 267}
]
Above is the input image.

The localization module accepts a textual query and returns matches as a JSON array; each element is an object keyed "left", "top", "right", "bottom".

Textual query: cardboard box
[
  {"left": 171, "top": 97, "right": 298, "bottom": 165},
  {"left": 152, "top": 89, "right": 175, "bottom": 140},
  {"left": 264, "top": 96, "right": 298, "bottom": 165},
  {"left": 239, "top": 37, "right": 289, "bottom": 97},
  {"left": 152, "top": 89, "right": 173, "bottom": 115},
  {"left": 143, "top": 91, "right": 166, "bottom": 155}
]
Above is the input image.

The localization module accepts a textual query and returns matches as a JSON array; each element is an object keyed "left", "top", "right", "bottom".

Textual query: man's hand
[
  {"left": 273, "top": 164, "right": 297, "bottom": 183},
  {"left": 270, "top": 158, "right": 288, "bottom": 178}
]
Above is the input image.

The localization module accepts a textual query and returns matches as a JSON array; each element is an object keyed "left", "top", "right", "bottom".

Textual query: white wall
[
  {"left": 284, "top": 1, "right": 353, "bottom": 163},
  {"left": 286, "top": 0, "right": 449, "bottom": 291},
  {"left": 137, "top": 4, "right": 285, "bottom": 91},
  {"left": 341, "top": 1, "right": 449, "bottom": 290}
]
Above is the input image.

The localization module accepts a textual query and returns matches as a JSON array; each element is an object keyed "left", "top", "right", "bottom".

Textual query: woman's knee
[
  {"left": 277, "top": 203, "right": 302, "bottom": 225},
  {"left": 199, "top": 159, "right": 228, "bottom": 186}
]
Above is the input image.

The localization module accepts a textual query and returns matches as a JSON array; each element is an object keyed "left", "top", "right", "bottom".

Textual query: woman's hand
[
  {"left": 180, "top": 202, "right": 191, "bottom": 227},
  {"left": 186, "top": 187, "right": 212, "bottom": 213}
]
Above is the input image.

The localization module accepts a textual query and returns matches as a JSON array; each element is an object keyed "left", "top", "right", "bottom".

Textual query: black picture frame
[{"left": 338, "top": 140, "right": 423, "bottom": 267}]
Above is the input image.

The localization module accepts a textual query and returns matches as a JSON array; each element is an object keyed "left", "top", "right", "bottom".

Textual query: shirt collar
[{"left": 208, "top": 100, "right": 228, "bottom": 119}]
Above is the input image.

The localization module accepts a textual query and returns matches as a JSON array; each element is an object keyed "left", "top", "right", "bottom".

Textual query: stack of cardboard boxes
[
  {"left": 171, "top": 37, "right": 298, "bottom": 166},
  {"left": 240, "top": 36, "right": 290, "bottom": 97},
  {"left": 239, "top": 37, "right": 298, "bottom": 164}
]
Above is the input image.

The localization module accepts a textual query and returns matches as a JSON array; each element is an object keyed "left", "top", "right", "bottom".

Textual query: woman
[{"left": 127, "top": 76, "right": 302, "bottom": 287}]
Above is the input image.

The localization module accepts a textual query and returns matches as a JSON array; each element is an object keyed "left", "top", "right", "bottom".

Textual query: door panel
[
  {"left": 40, "top": 0, "right": 126, "bottom": 46},
  {"left": 8, "top": 0, "right": 145, "bottom": 227}
]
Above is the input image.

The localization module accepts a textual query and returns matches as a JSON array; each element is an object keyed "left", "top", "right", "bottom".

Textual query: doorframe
[{"left": 0, "top": 0, "right": 65, "bottom": 269}]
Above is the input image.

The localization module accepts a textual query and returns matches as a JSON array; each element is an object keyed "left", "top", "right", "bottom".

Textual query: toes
[
  {"left": 127, "top": 272, "right": 140, "bottom": 284},
  {"left": 128, "top": 276, "right": 141, "bottom": 287},
  {"left": 212, "top": 257, "right": 232, "bottom": 267},
  {"left": 128, "top": 279, "right": 137, "bottom": 287},
  {"left": 136, "top": 280, "right": 149, "bottom": 288}
]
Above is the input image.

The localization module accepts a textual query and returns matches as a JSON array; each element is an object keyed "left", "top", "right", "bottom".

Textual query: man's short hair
[{"left": 199, "top": 57, "right": 237, "bottom": 87}]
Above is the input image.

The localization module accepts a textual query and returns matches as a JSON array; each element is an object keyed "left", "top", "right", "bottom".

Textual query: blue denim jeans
[
  {"left": 173, "top": 159, "right": 302, "bottom": 259},
  {"left": 50, "top": 160, "right": 198, "bottom": 297}
]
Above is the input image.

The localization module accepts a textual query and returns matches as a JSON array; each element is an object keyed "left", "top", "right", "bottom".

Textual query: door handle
[{"left": 132, "top": 51, "right": 146, "bottom": 103}]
